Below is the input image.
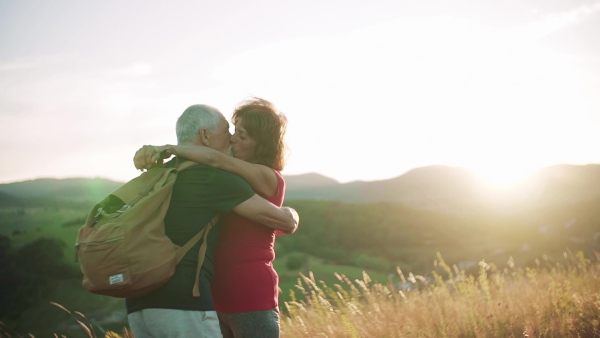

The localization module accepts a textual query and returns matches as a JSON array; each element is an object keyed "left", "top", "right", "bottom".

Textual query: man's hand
[
  {"left": 133, "top": 145, "right": 174, "bottom": 170},
  {"left": 278, "top": 207, "right": 299, "bottom": 234},
  {"left": 231, "top": 195, "right": 299, "bottom": 234}
]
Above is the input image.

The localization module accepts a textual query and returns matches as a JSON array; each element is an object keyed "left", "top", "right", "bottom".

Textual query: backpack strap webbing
[
  {"left": 192, "top": 214, "right": 218, "bottom": 297},
  {"left": 175, "top": 159, "right": 199, "bottom": 172},
  {"left": 174, "top": 214, "right": 219, "bottom": 297},
  {"left": 125, "top": 167, "right": 175, "bottom": 208},
  {"left": 119, "top": 159, "right": 198, "bottom": 209},
  {"left": 173, "top": 159, "right": 218, "bottom": 297}
]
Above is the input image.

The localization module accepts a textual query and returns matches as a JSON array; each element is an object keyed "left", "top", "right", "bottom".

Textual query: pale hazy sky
[{"left": 1, "top": 0, "right": 599, "bottom": 185}]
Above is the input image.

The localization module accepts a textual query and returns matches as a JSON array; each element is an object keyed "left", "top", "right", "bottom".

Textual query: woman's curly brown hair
[{"left": 232, "top": 98, "right": 288, "bottom": 170}]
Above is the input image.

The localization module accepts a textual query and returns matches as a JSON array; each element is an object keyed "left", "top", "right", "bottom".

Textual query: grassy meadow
[
  {"left": 279, "top": 252, "right": 600, "bottom": 338},
  {"left": 4, "top": 251, "right": 598, "bottom": 337}
]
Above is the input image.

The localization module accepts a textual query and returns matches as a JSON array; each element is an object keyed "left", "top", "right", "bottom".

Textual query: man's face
[{"left": 207, "top": 116, "right": 232, "bottom": 154}]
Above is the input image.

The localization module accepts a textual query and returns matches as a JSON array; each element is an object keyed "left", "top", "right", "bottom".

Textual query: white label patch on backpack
[{"left": 109, "top": 274, "right": 124, "bottom": 285}]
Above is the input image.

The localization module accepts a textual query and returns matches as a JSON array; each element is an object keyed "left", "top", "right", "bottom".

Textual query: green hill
[{"left": 0, "top": 177, "right": 122, "bottom": 203}]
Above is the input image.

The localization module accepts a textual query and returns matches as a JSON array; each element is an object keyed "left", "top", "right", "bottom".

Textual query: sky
[{"left": 1, "top": 0, "right": 599, "bottom": 186}]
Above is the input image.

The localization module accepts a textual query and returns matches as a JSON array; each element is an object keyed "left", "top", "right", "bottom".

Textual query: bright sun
[{"left": 472, "top": 165, "right": 535, "bottom": 191}]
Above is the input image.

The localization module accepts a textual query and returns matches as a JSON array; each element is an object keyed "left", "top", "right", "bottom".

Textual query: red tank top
[{"left": 211, "top": 170, "right": 286, "bottom": 312}]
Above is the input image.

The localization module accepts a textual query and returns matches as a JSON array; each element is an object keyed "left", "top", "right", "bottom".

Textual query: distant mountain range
[
  {"left": 284, "top": 164, "right": 600, "bottom": 211},
  {"left": 1, "top": 164, "right": 600, "bottom": 211},
  {"left": 0, "top": 178, "right": 122, "bottom": 205}
]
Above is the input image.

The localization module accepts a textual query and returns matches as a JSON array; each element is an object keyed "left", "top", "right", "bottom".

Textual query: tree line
[
  {"left": 276, "top": 198, "right": 600, "bottom": 275},
  {"left": 0, "top": 235, "right": 79, "bottom": 321}
]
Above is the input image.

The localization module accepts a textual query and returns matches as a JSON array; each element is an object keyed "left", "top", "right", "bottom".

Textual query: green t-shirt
[{"left": 126, "top": 160, "right": 255, "bottom": 313}]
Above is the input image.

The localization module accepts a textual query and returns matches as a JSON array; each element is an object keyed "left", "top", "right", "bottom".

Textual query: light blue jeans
[{"left": 128, "top": 308, "right": 223, "bottom": 338}]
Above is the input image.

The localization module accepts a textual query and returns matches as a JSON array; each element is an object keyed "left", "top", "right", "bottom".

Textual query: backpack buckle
[
  {"left": 117, "top": 205, "right": 131, "bottom": 213},
  {"left": 94, "top": 207, "right": 103, "bottom": 219}
]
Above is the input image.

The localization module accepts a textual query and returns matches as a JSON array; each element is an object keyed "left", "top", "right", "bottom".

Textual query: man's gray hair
[{"left": 176, "top": 104, "right": 223, "bottom": 145}]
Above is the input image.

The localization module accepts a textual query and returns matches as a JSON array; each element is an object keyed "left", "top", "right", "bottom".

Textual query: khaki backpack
[{"left": 75, "top": 161, "right": 217, "bottom": 298}]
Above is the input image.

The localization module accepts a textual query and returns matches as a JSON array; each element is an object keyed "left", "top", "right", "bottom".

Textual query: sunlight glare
[{"left": 473, "top": 165, "right": 534, "bottom": 192}]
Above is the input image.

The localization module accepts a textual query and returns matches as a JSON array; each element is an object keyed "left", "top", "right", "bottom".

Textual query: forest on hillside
[{"left": 277, "top": 198, "right": 600, "bottom": 275}]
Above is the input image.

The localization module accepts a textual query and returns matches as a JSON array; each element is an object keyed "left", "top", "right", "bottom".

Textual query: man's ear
[{"left": 197, "top": 128, "right": 211, "bottom": 147}]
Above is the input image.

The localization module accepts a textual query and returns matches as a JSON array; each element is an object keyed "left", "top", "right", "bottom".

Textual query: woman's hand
[{"left": 133, "top": 145, "right": 174, "bottom": 170}]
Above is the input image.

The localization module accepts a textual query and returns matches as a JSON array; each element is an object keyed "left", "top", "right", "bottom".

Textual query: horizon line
[{"left": 1, "top": 162, "right": 599, "bottom": 185}]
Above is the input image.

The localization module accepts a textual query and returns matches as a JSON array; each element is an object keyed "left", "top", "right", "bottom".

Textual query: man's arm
[{"left": 232, "top": 194, "right": 299, "bottom": 234}]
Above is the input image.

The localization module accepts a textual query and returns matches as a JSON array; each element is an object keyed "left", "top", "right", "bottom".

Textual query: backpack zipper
[{"left": 75, "top": 236, "right": 124, "bottom": 262}]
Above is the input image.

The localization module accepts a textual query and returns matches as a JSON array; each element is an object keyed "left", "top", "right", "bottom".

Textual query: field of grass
[
  {"left": 5, "top": 251, "right": 598, "bottom": 337},
  {"left": 275, "top": 254, "right": 391, "bottom": 304},
  {"left": 14, "top": 281, "right": 126, "bottom": 338},
  {"left": 3, "top": 253, "right": 386, "bottom": 337},
  {"left": 1, "top": 206, "right": 87, "bottom": 267},
  {"left": 281, "top": 251, "right": 600, "bottom": 337},
  {"left": 3, "top": 206, "right": 599, "bottom": 337}
]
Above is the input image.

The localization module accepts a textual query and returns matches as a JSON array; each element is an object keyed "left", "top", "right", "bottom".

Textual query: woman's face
[{"left": 231, "top": 118, "right": 257, "bottom": 162}]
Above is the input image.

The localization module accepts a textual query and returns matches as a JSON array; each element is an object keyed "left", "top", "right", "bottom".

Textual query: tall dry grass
[
  {"left": 280, "top": 251, "right": 600, "bottom": 338},
  {"left": 2, "top": 252, "right": 598, "bottom": 337}
]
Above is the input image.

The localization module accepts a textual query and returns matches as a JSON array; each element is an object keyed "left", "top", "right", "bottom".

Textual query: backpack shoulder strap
[
  {"left": 173, "top": 158, "right": 214, "bottom": 297},
  {"left": 176, "top": 159, "right": 199, "bottom": 172},
  {"left": 176, "top": 214, "right": 219, "bottom": 262},
  {"left": 175, "top": 214, "right": 220, "bottom": 297}
]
